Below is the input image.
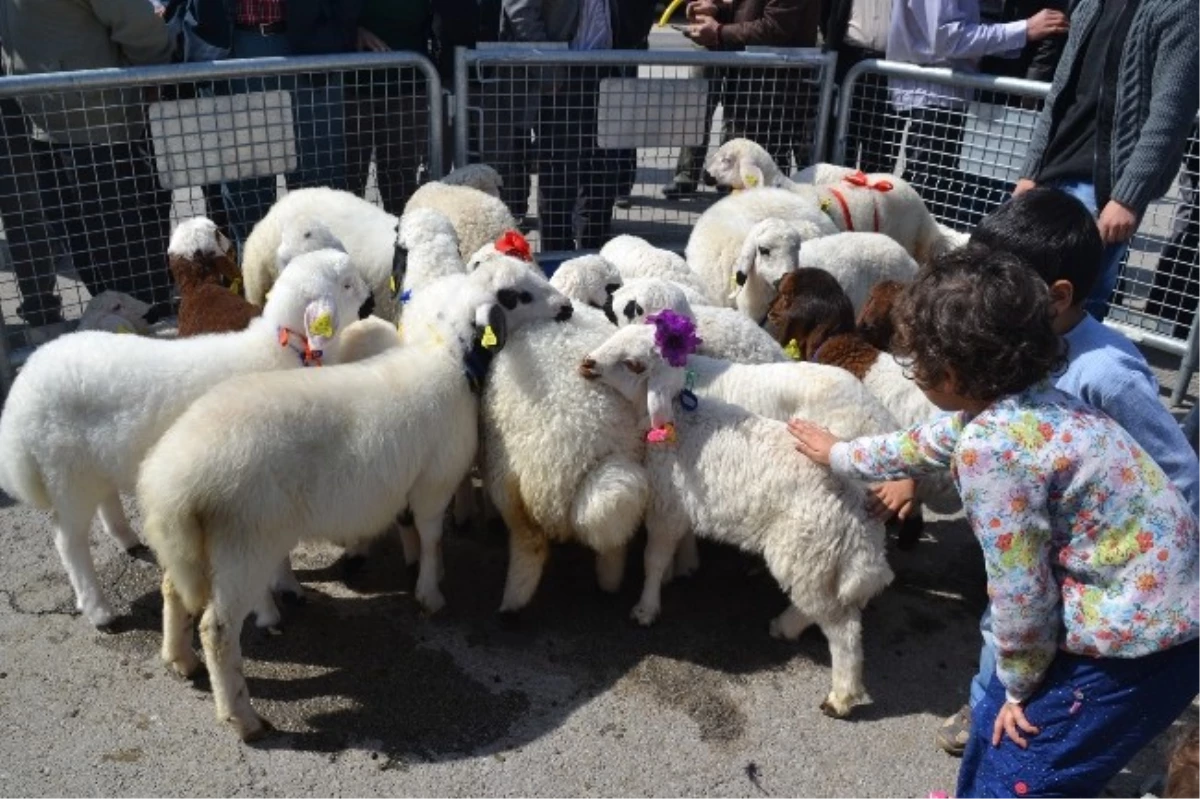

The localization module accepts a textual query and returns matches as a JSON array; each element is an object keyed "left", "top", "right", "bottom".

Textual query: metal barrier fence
[
  {"left": 453, "top": 45, "right": 836, "bottom": 254},
  {"left": 0, "top": 52, "right": 442, "bottom": 391},
  {"left": 834, "top": 59, "right": 1198, "bottom": 402}
]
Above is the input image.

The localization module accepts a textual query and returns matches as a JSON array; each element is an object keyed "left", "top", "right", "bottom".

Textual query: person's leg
[
  {"left": 536, "top": 78, "right": 584, "bottom": 251},
  {"left": 938, "top": 605, "right": 996, "bottom": 755},
  {"left": 288, "top": 69, "right": 348, "bottom": 192},
  {"left": 342, "top": 78, "right": 375, "bottom": 200},
  {"left": 903, "top": 105, "right": 967, "bottom": 223},
  {"left": 957, "top": 638, "right": 1200, "bottom": 798},
  {"left": 1144, "top": 191, "right": 1198, "bottom": 340},
  {"left": 577, "top": 71, "right": 620, "bottom": 249},
  {"left": 1182, "top": 404, "right": 1199, "bottom": 454}
]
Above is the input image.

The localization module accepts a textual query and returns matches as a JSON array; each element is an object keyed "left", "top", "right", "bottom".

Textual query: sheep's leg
[
  {"left": 200, "top": 591, "right": 271, "bottom": 741},
  {"left": 672, "top": 532, "right": 701, "bottom": 579},
  {"left": 498, "top": 525, "right": 548, "bottom": 613},
  {"left": 631, "top": 521, "right": 686, "bottom": 627},
  {"left": 97, "top": 493, "right": 146, "bottom": 557},
  {"left": 412, "top": 511, "right": 447, "bottom": 614},
  {"left": 769, "top": 605, "right": 813, "bottom": 641},
  {"left": 252, "top": 591, "right": 282, "bottom": 630},
  {"left": 161, "top": 574, "right": 202, "bottom": 678},
  {"left": 270, "top": 555, "right": 306, "bottom": 604},
  {"left": 594, "top": 544, "right": 627, "bottom": 594},
  {"left": 816, "top": 609, "right": 870, "bottom": 719},
  {"left": 399, "top": 524, "right": 421, "bottom": 568},
  {"left": 52, "top": 498, "right": 115, "bottom": 628}
]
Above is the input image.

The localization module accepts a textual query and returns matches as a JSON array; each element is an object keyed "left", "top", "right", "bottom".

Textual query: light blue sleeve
[{"left": 905, "top": 0, "right": 1028, "bottom": 61}]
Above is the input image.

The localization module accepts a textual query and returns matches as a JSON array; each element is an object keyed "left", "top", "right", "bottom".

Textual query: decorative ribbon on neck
[
  {"left": 495, "top": 230, "right": 533, "bottom": 262},
  {"left": 646, "top": 422, "right": 676, "bottom": 444},
  {"left": 843, "top": 170, "right": 894, "bottom": 193},
  {"left": 822, "top": 171, "right": 894, "bottom": 234},
  {"left": 277, "top": 326, "right": 323, "bottom": 367}
]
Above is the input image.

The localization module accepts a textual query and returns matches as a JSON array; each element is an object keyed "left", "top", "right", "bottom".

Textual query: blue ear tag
[
  {"left": 680, "top": 369, "right": 699, "bottom": 412},
  {"left": 400, "top": 289, "right": 412, "bottom": 305}
]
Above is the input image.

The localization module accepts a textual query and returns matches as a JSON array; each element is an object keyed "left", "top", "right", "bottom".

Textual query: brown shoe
[{"left": 936, "top": 704, "right": 972, "bottom": 757}]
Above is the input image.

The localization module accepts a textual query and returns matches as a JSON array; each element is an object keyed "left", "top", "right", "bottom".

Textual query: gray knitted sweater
[{"left": 1020, "top": 0, "right": 1198, "bottom": 215}]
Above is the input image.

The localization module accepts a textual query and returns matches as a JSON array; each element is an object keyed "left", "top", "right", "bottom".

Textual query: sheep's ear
[
  {"left": 732, "top": 234, "right": 758, "bottom": 298},
  {"left": 304, "top": 297, "right": 339, "bottom": 353},
  {"left": 475, "top": 302, "right": 508, "bottom": 351},
  {"left": 740, "top": 161, "right": 765, "bottom": 189},
  {"left": 646, "top": 369, "right": 683, "bottom": 429}
]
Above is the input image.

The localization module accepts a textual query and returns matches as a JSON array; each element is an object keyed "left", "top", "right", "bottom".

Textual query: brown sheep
[
  {"left": 855, "top": 279, "right": 906, "bottom": 353},
  {"left": 167, "top": 217, "right": 261, "bottom": 337}
]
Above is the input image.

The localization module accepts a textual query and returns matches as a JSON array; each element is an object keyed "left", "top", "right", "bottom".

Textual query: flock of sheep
[{"left": 0, "top": 138, "right": 972, "bottom": 741}]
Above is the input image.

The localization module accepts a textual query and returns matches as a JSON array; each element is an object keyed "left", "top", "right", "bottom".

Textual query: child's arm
[{"left": 789, "top": 413, "right": 964, "bottom": 481}]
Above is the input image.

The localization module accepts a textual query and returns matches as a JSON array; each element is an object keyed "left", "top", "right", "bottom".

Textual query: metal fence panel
[
  {"left": 454, "top": 46, "right": 836, "bottom": 255},
  {"left": 834, "top": 59, "right": 1198, "bottom": 401},
  {"left": 0, "top": 52, "right": 442, "bottom": 394}
]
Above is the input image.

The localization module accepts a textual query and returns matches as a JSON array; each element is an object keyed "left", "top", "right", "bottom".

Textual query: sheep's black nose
[
  {"left": 556, "top": 303, "right": 573, "bottom": 322},
  {"left": 579, "top": 357, "right": 598, "bottom": 379},
  {"left": 734, "top": 271, "right": 748, "bottom": 287}
]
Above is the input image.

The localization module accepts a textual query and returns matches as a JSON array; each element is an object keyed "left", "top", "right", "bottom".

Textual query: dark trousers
[
  {"left": 1145, "top": 132, "right": 1199, "bottom": 341},
  {"left": 537, "top": 70, "right": 626, "bottom": 251},
  {"left": 345, "top": 73, "right": 429, "bottom": 213},
  {"left": 32, "top": 136, "right": 174, "bottom": 309},
  {"left": 672, "top": 66, "right": 725, "bottom": 188},
  {"left": 833, "top": 44, "right": 898, "bottom": 174},
  {"left": 0, "top": 97, "right": 61, "bottom": 326},
  {"left": 476, "top": 70, "right": 536, "bottom": 218}
]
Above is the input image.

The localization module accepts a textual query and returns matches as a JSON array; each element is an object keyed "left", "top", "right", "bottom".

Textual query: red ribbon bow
[
  {"left": 495, "top": 230, "right": 533, "bottom": 262},
  {"left": 843, "top": 170, "right": 894, "bottom": 193}
]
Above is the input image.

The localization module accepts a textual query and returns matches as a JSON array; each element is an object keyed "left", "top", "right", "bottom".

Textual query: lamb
[
  {"left": 599, "top": 235, "right": 713, "bottom": 304},
  {"left": 168, "top": 217, "right": 262, "bottom": 337},
  {"left": 610, "top": 278, "right": 788, "bottom": 365},
  {"left": 404, "top": 172, "right": 517, "bottom": 263},
  {"left": 548, "top": 254, "right": 623, "bottom": 316},
  {"left": 397, "top": 207, "right": 469, "bottom": 297},
  {"left": 139, "top": 255, "right": 572, "bottom": 740},
  {"left": 78, "top": 291, "right": 165, "bottom": 335},
  {"left": 855, "top": 279, "right": 906, "bottom": 353},
  {"left": 704, "top": 139, "right": 952, "bottom": 264},
  {"left": 0, "top": 249, "right": 369, "bottom": 628},
  {"left": 579, "top": 314, "right": 893, "bottom": 718},
  {"left": 730, "top": 219, "right": 918, "bottom": 324},
  {"left": 482, "top": 303, "right": 650, "bottom": 613},
  {"left": 766, "top": 268, "right": 962, "bottom": 524},
  {"left": 685, "top": 188, "right": 837, "bottom": 310},
  {"left": 241, "top": 188, "right": 399, "bottom": 321}
]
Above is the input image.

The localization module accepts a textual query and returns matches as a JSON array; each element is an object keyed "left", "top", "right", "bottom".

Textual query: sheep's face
[
  {"left": 732, "top": 219, "right": 802, "bottom": 304},
  {"left": 763, "top": 268, "right": 857, "bottom": 359},
  {"left": 269, "top": 249, "right": 370, "bottom": 353},
  {"left": 704, "top": 139, "right": 775, "bottom": 190},
  {"left": 471, "top": 256, "right": 573, "bottom": 343},
  {"left": 550, "top": 255, "right": 621, "bottom": 313},
  {"left": 79, "top": 291, "right": 158, "bottom": 334},
  {"left": 168, "top": 217, "right": 240, "bottom": 291},
  {"left": 579, "top": 324, "right": 685, "bottom": 429},
  {"left": 856, "top": 280, "right": 905, "bottom": 352},
  {"left": 609, "top": 279, "right": 692, "bottom": 328}
]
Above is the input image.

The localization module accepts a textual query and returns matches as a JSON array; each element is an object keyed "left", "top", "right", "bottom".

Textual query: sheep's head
[
  {"left": 399, "top": 207, "right": 459, "bottom": 252},
  {"left": 609, "top": 278, "right": 693, "bottom": 327},
  {"left": 856, "top": 280, "right": 906, "bottom": 352},
  {"left": 277, "top": 218, "right": 346, "bottom": 273},
  {"left": 470, "top": 254, "right": 573, "bottom": 340},
  {"left": 579, "top": 310, "right": 700, "bottom": 432},
  {"left": 731, "top": 218, "right": 803, "bottom": 314},
  {"left": 265, "top": 248, "right": 369, "bottom": 357},
  {"left": 168, "top": 217, "right": 239, "bottom": 292},
  {"left": 704, "top": 139, "right": 783, "bottom": 191},
  {"left": 550, "top": 255, "right": 622, "bottom": 314},
  {"left": 764, "top": 268, "right": 856, "bottom": 360},
  {"left": 78, "top": 291, "right": 158, "bottom": 335},
  {"left": 440, "top": 163, "right": 504, "bottom": 198}
]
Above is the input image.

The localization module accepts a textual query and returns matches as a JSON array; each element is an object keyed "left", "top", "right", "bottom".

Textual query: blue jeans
[
  {"left": 210, "top": 30, "right": 348, "bottom": 249},
  {"left": 958, "top": 638, "right": 1199, "bottom": 798},
  {"left": 970, "top": 605, "right": 997, "bottom": 709},
  {"left": 1183, "top": 404, "right": 1200, "bottom": 455},
  {"left": 1046, "top": 179, "right": 1130, "bottom": 322}
]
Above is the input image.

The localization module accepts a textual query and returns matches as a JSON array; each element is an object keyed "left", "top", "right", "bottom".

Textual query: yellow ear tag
[
  {"left": 481, "top": 325, "right": 499, "bottom": 349},
  {"left": 819, "top": 197, "right": 833, "bottom": 213},
  {"left": 116, "top": 323, "right": 134, "bottom": 335},
  {"left": 729, "top": 272, "right": 739, "bottom": 292},
  {"left": 389, "top": 275, "right": 397, "bottom": 294},
  {"left": 784, "top": 339, "right": 802, "bottom": 360},
  {"left": 229, "top": 278, "right": 241, "bottom": 296},
  {"left": 744, "top": 174, "right": 759, "bottom": 188},
  {"left": 308, "top": 310, "right": 334, "bottom": 338}
]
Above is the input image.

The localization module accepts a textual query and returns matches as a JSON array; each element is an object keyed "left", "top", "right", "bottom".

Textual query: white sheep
[
  {"left": 730, "top": 220, "right": 918, "bottom": 324},
  {"left": 241, "top": 188, "right": 399, "bottom": 321},
  {"left": 438, "top": 163, "right": 505, "bottom": 198},
  {"left": 77, "top": 291, "right": 163, "bottom": 336},
  {"left": 579, "top": 319, "right": 893, "bottom": 718},
  {"left": 685, "top": 188, "right": 838, "bottom": 310},
  {"left": 397, "top": 207, "right": 469, "bottom": 297},
  {"left": 0, "top": 226, "right": 368, "bottom": 629},
  {"left": 599, "top": 235, "right": 714, "bottom": 304},
  {"left": 482, "top": 304, "right": 649, "bottom": 613},
  {"left": 610, "top": 278, "right": 787, "bottom": 365},
  {"left": 139, "top": 255, "right": 573, "bottom": 740},
  {"left": 705, "top": 139, "right": 953, "bottom": 264},
  {"left": 404, "top": 177, "right": 517, "bottom": 263},
  {"left": 548, "top": 254, "right": 623, "bottom": 316}
]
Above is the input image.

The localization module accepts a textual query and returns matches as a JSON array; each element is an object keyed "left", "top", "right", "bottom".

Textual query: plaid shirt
[{"left": 236, "top": 0, "right": 286, "bottom": 25}]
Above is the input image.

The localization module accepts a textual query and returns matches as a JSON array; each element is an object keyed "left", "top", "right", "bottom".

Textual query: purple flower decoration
[{"left": 646, "top": 309, "right": 702, "bottom": 367}]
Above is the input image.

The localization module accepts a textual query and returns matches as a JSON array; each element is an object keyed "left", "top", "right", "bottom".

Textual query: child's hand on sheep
[
  {"left": 867, "top": 479, "right": 916, "bottom": 521},
  {"left": 788, "top": 419, "right": 838, "bottom": 466}
]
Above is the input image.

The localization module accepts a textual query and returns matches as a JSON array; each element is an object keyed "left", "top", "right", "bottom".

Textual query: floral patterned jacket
[{"left": 829, "top": 384, "right": 1199, "bottom": 701}]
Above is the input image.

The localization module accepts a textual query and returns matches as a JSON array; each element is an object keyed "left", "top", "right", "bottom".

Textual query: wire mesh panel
[
  {"left": 455, "top": 47, "right": 836, "bottom": 254},
  {"left": 834, "top": 60, "right": 1199, "bottom": 396},
  {"left": 0, "top": 53, "right": 442, "bottom": 389}
]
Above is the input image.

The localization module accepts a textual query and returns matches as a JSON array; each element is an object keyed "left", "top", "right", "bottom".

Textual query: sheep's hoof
[
  {"left": 416, "top": 588, "right": 446, "bottom": 615},
  {"left": 167, "top": 657, "right": 205, "bottom": 682},
  {"left": 85, "top": 603, "right": 118, "bottom": 631},
  {"left": 630, "top": 603, "right": 659, "bottom": 627},
  {"left": 819, "top": 691, "right": 867, "bottom": 719},
  {"left": 125, "top": 543, "right": 157, "bottom": 564},
  {"left": 233, "top": 714, "right": 276, "bottom": 743},
  {"left": 819, "top": 698, "right": 851, "bottom": 719}
]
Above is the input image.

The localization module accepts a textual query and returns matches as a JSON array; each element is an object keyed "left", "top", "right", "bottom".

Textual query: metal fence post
[
  {"left": 811, "top": 50, "right": 838, "bottom": 166},
  {"left": 1172, "top": 314, "right": 1199, "bottom": 406},
  {"left": 454, "top": 46, "right": 470, "bottom": 169}
]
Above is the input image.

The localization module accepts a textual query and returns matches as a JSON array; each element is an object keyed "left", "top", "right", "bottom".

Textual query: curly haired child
[{"left": 790, "top": 245, "right": 1199, "bottom": 798}]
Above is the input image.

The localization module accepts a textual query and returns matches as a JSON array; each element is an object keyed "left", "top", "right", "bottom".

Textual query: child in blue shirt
[
  {"left": 932, "top": 187, "right": 1200, "bottom": 757},
  {"left": 790, "top": 246, "right": 1199, "bottom": 798}
]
